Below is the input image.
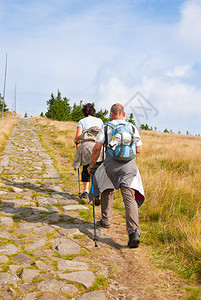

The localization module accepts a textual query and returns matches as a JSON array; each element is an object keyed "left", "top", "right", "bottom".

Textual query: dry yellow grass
[
  {"left": 0, "top": 113, "right": 19, "bottom": 154},
  {"left": 32, "top": 117, "right": 201, "bottom": 281},
  {"left": 138, "top": 130, "right": 201, "bottom": 280}
]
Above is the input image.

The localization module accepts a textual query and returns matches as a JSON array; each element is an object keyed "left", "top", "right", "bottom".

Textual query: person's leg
[
  {"left": 83, "top": 181, "right": 89, "bottom": 191},
  {"left": 100, "top": 189, "right": 114, "bottom": 226},
  {"left": 81, "top": 165, "right": 90, "bottom": 198},
  {"left": 92, "top": 161, "right": 103, "bottom": 206},
  {"left": 82, "top": 162, "right": 102, "bottom": 192},
  {"left": 120, "top": 185, "right": 141, "bottom": 236}
]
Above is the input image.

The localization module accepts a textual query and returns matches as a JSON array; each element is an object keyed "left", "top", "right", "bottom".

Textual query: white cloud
[
  {"left": 140, "top": 76, "right": 201, "bottom": 116},
  {"left": 178, "top": 0, "right": 201, "bottom": 55},
  {"left": 97, "top": 74, "right": 201, "bottom": 134},
  {"left": 165, "top": 64, "right": 193, "bottom": 77}
]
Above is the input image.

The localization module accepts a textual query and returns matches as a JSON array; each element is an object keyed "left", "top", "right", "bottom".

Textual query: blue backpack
[{"left": 104, "top": 122, "right": 138, "bottom": 162}]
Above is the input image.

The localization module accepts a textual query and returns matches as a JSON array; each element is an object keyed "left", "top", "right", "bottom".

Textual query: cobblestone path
[{"left": 0, "top": 118, "right": 109, "bottom": 300}]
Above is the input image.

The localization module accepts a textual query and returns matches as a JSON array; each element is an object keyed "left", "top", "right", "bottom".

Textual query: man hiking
[{"left": 88, "top": 103, "right": 144, "bottom": 248}]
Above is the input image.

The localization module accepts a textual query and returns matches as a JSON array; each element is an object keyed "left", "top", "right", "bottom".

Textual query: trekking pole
[
  {"left": 91, "top": 173, "right": 98, "bottom": 247},
  {"left": 77, "top": 168, "right": 81, "bottom": 198}
]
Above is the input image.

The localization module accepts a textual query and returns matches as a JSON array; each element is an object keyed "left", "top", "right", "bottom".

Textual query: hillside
[
  {"left": 32, "top": 117, "right": 201, "bottom": 296},
  {"left": 0, "top": 116, "right": 200, "bottom": 299}
]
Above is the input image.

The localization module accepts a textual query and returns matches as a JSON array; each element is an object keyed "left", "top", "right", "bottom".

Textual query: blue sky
[{"left": 0, "top": 0, "right": 201, "bottom": 134}]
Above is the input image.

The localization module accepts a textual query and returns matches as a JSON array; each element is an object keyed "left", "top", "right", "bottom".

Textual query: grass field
[
  {"left": 0, "top": 113, "right": 19, "bottom": 153},
  {"left": 138, "top": 130, "right": 201, "bottom": 281}
]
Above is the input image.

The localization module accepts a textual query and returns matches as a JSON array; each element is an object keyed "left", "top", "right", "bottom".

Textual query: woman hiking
[{"left": 74, "top": 103, "right": 103, "bottom": 200}]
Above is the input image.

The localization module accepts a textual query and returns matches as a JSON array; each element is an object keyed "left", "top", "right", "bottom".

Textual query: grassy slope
[
  {"left": 139, "top": 130, "right": 201, "bottom": 280},
  {"left": 32, "top": 117, "right": 201, "bottom": 286},
  {"left": 0, "top": 113, "right": 19, "bottom": 153}
]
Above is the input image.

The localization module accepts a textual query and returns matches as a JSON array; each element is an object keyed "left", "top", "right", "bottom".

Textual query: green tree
[
  {"left": 95, "top": 108, "right": 109, "bottom": 123},
  {"left": 126, "top": 113, "right": 136, "bottom": 125},
  {"left": 0, "top": 94, "right": 9, "bottom": 112},
  {"left": 45, "top": 90, "right": 71, "bottom": 121},
  {"left": 140, "top": 123, "right": 152, "bottom": 130},
  {"left": 71, "top": 101, "right": 84, "bottom": 122}
]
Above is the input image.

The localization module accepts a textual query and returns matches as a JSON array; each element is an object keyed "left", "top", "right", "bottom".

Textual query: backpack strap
[
  {"left": 103, "top": 125, "right": 108, "bottom": 162},
  {"left": 103, "top": 122, "right": 114, "bottom": 159},
  {"left": 100, "top": 125, "right": 106, "bottom": 161},
  {"left": 103, "top": 121, "right": 118, "bottom": 150},
  {"left": 131, "top": 124, "right": 135, "bottom": 134},
  {"left": 104, "top": 122, "right": 113, "bottom": 151}
]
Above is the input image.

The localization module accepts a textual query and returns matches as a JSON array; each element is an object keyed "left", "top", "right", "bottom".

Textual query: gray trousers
[{"left": 101, "top": 185, "right": 141, "bottom": 236}]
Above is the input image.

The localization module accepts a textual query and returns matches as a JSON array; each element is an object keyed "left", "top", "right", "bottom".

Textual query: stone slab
[
  {"left": 13, "top": 254, "right": 33, "bottom": 264},
  {"left": 63, "top": 205, "right": 89, "bottom": 211},
  {"left": 19, "top": 269, "right": 40, "bottom": 283},
  {"left": 0, "top": 216, "right": 14, "bottom": 226},
  {"left": 57, "top": 259, "right": 88, "bottom": 271},
  {"left": 0, "top": 272, "right": 20, "bottom": 287},
  {"left": 59, "top": 271, "right": 95, "bottom": 288},
  {"left": 0, "top": 255, "right": 9, "bottom": 263},
  {"left": 0, "top": 244, "right": 18, "bottom": 255},
  {"left": 37, "top": 294, "right": 67, "bottom": 300},
  {"left": 75, "top": 291, "right": 107, "bottom": 300},
  {"left": 25, "top": 239, "right": 46, "bottom": 251},
  {"left": 52, "top": 238, "right": 81, "bottom": 255},
  {"left": 37, "top": 279, "right": 78, "bottom": 294}
]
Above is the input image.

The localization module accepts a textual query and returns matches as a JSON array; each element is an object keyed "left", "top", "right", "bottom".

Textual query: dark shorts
[
  {"left": 81, "top": 164, "right": 90, "bottom": 182},
  {"left": 81, "top": 162, "right": 103, "bottom": 182}
]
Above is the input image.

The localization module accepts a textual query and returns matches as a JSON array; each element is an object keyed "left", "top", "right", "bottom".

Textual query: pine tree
[
  {"left": 126, "top": 113, "right": 136, "bottom": 125},
  {"left": 45, "top": 90, "right": 71, "bottom": 121},
  {"left": 0, "top": 94, "right": 9, "bottom": 112},
  {"left": 95, "top": 108, "right": 109, "bottom": 123},
  {"left": 70, "top": 101, "right": 84, "bottom": 122},
  {"left": 140, "top": 123, "right": 152, "bottom": 130}
]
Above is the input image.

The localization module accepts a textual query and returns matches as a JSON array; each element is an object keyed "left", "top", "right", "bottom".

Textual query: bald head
[
  {"left": 110, "top": 103, "right": 125, "bottom": 120},
  {"left": 110, "top": 103, "right": 124, "bottom": 115}
]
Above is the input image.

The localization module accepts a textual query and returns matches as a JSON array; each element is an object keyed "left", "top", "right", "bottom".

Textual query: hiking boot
[
  {"left": 80, "top": 191, "right": 89, "bottom": 200},
  {"left": 128, "top": 230, "right": 140, "bottom": 248},
  {"left": 95, "top": 196, "right": 101, "bottom": 206},
  {"left": 99, "top": 219, "right": 110, "bottom": 228}
]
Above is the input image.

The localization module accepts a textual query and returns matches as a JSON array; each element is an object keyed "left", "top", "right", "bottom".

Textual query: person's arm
[
  {"left": 74, "top": 126, "right": 83, "bottom": 149},
  {"left": 136, "top": 145, "right": 142, "bottom": 154},
  {"left": 87, "top": 142, "right": 102, "bottom": 174}
]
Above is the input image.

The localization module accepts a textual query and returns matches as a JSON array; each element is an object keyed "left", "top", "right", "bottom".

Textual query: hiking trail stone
[
  {"left": 59, "top": 270, "right": 95, "bottom": 288},
  {"left": 51, "top": 238, "right": 81, "bottom": 255},
  {"left": 57, "top": 259, "right": 89, "bottom": 271},
  {"left": 37, "top": 279, "right": 78, "bottom": 294},
  {"left": 19, "top": 269, "right": 40, "bottom": 283},
  {"left": 75, "top": 290, "right": 107, "bottom": 300},
  {"left": 0, "top": 272, "right": 20, "bottom": 287},
  {"left": 0, "top": 244, "right": 18, "bottom": 255}
]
